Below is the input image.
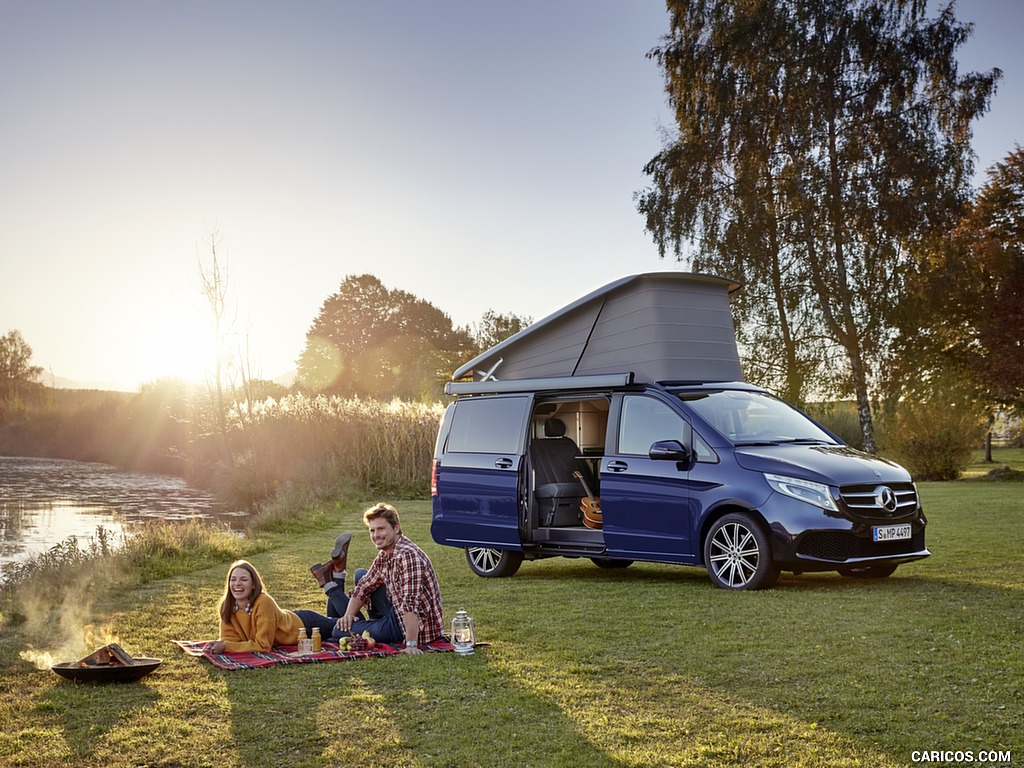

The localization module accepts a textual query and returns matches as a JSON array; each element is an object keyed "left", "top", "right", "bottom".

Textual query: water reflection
[{"left": 0, "top": 456, "right": 247, "bottom": 574}]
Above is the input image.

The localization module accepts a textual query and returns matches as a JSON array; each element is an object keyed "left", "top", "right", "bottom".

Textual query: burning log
[{"left": 75, "top": 643, "right": 138, "bottom": 668}]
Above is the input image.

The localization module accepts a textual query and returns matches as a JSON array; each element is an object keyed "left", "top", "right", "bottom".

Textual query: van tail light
[{"left": 431, "top": 459, "right": 438, "bottom": 496}]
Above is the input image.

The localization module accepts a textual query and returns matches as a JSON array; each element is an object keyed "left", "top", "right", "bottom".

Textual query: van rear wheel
[
  {"left": 704, "top": 513, "right": 780, "bottom": 590},
  {"left": 466, "top": 547, "right": 523, "bottom": 578}
]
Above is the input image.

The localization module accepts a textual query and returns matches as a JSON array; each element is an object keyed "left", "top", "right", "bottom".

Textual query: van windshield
[{"left": 675, "top": 390, "right": 838, "bottom": 445}]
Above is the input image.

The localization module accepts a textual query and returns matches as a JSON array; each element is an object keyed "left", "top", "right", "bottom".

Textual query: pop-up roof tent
[{"left": 448, "top": 272, "right": 743, "bottom": 393}]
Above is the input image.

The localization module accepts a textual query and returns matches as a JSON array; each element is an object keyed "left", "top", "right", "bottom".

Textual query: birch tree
[{"left": 638, "top": 0, "right": 999, "bottom": 451}]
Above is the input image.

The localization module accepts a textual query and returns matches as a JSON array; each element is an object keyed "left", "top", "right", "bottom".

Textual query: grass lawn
[
  {"left": 962, "top": 447, "right": 1024, "bottom": 478},
  {"left": 1, "top": 484, "right": 1021, "bottom": 767}
]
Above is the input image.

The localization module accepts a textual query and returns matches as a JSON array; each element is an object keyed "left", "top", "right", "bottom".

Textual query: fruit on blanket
[{"left": 347, "top": 634, "right": 369, "bottom": 651}]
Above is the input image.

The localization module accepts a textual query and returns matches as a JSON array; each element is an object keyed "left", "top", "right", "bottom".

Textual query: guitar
[{"left": 572, "top": 470, "right": 603, "bottom": 530}]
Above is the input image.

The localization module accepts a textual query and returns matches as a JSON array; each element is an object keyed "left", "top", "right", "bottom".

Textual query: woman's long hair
[{"left": 218, "top": 560, "right": 264, "bottom": 624}]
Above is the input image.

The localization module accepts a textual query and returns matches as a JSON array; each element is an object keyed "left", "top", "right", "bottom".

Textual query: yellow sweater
[{"left": 219, "top": 592, "right": 304, "bottom": 653}]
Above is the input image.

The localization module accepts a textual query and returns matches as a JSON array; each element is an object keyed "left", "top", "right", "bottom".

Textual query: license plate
[{"left": 873, "top": 524, "right": 911, "bottom": 542}]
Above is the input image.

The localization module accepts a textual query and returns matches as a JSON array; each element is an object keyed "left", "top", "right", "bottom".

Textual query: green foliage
[
  {"left": 296, "top": 274, "right": 474, "bottom": 400},
  {"left": 1, "top": 493, "right": 1022, "bottom": 767},
  {"left": 471, "top": 309, "right": 533, "bottom": 352},
  {"left": 0, "top": 330, "right": 45, "bottom": 421},
  {"left": 639, "top": 0, "right": 1000, "bottom": 451},
  {"left": 878, "top": 381, "right": 987, "bottom": 480},
  {"left": 939, "top": 147, "right": 1024, "bottom": 412},
  {"left": 803, "top": 401, "right": 864, "bottom": 450}
]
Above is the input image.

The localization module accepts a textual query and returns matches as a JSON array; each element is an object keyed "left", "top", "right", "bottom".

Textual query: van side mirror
[{"left": 648, "top": 440, "right": 691, "bottom": 462}]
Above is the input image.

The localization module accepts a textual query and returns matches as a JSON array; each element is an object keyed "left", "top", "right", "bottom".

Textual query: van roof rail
[{"left": 445, "top": 373, "right": 634, "bottom": 396}]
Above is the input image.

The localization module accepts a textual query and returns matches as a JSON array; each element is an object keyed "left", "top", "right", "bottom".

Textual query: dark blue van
[{"left": 430, "top": 273, "right": 928, "bottom": 590}]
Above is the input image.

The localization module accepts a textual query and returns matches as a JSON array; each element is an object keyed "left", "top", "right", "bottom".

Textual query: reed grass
[{"left": 231, "top": 394, "right": 443, "bottom": 502}]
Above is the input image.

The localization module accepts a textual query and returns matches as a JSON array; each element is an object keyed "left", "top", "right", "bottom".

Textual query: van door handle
[
  {"left": 607, "top": 460, "right": 628, "bottom": 472},
  {"left": 495, "top": 458, "right": 514, "bottom": 469}
]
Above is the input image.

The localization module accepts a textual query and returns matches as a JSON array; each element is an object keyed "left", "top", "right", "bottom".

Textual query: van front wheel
[
  {"left": 704, "top": 514, "right": 780, "bottom": 590},
  {"left": 466, "top": 547, "right": 524, "bottom": 578}
]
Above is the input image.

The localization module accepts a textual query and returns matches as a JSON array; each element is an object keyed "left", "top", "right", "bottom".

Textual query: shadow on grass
[
  {"left": 34, "top": 677, "right": 159, "bottom": 763},
  {"left": 441, "top": 554, "right": 1022, "bottom": 765},
  {"left": 213, "top": 649, "right": 632, "bottom": 768}
]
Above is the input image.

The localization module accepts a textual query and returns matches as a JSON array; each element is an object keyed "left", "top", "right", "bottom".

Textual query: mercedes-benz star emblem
[{"left": 874, "top": 486, "right": 898, "bottom": 512}]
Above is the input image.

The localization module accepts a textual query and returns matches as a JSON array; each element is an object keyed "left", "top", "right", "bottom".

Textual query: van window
[
  {"left": 447, "top": 397, "right": 529, "bottom": 454},
  {"left": 619, "top": 396, "right": 688, "bottom": 455},
  {"left": 679, "top": 390, "right": 835, "bottom": 444}
]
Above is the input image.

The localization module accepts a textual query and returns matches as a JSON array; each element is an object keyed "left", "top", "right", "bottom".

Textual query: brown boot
[
  {"left": 329, "top": 532, "right": 352, "bottom": 573},
  {"left": 309, "top": 562, "right": 332, "bottom": 588}
]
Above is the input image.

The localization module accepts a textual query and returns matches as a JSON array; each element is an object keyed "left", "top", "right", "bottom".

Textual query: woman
[{"left": 203, "top": 560, "right": 336, "bottom": 654}]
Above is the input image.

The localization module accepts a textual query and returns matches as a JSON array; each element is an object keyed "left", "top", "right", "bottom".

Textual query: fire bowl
[{"left": 51, "top": 658, "right": 162, "bottom": 683}]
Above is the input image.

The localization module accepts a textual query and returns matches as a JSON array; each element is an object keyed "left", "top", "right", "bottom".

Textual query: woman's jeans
[
  {"left": 293, "top": 609, "right": 338, "bottom": 640},
  {"left": 324, "top": 568, "right": 405, "bottom": 644}
]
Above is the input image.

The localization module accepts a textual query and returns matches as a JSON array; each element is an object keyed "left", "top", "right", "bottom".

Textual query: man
[{"left": 310, "top": 502, "right": 443, "bottom": 654}]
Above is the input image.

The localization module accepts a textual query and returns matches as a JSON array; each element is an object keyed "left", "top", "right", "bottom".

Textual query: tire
[
  {"left": 704, "top": 513, "right": 780, "bottom": 590},
  {"left": 465, "top": 547, "right": 524, "bottom": 578},
  {"left": 838, "top": 563, "right": 899, "bottom": 579},
  {"left": 590, "top": 558, "right": 634, "bottom": 569}
]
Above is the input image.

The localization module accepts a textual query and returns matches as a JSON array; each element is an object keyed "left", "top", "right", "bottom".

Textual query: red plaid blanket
[{"left": 173, "top": 639, "right": 455, "bottom": 670}]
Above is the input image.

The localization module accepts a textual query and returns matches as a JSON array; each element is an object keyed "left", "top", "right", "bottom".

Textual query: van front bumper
[{"left": 761, "top": 495, "right": 929, "bottom": 572}]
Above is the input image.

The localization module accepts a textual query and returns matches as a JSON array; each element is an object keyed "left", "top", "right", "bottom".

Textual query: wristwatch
[{"left": 405, "top": 640, "right": 418, "bottom": 648}]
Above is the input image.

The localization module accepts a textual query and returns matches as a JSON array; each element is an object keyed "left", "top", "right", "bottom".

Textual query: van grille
[
  {"left": 839, "top": 482, "right": 918, "bottom": 518},
  {"left": 796, "top": 530, "right": 925, "bottom": 562}
]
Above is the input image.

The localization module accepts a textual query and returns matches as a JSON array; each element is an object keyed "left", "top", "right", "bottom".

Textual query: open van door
[{"left": 431, "top": 395, "right": 531, "bottom": 549}]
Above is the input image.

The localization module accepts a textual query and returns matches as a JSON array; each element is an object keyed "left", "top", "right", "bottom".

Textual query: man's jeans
[{"left": 325, "top": 568, "right": 404, "bottom": 644}]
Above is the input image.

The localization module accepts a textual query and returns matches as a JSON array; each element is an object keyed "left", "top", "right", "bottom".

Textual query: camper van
[{"left": 430, "top": 273, "right": 929, "bottom": 590}]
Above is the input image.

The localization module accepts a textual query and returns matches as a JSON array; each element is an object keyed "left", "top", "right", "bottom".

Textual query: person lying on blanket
[
  {"left": 203, "top": 560, "right": 337, "bottom": 654},
  {"left": 309, "top": 502, "right": 443, "bottom": 655}
]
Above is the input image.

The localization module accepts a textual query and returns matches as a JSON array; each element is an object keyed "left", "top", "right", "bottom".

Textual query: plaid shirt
[{"left": 350, "top": 534, "right": 444, "bottom": 643}]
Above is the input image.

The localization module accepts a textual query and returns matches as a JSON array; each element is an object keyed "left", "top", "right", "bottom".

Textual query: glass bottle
[{"left": 311, "top": 627, "right": 322, "bottom": 653}]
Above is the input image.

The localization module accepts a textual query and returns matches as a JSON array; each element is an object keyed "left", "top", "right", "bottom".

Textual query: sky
[{"left": 2, "top": 1, "right": 1022, "bottom": 392}]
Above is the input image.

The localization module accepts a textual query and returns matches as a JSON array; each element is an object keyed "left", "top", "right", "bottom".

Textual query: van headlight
[{"left": 764, "top": 473, "right": 838, "bottom": 512}]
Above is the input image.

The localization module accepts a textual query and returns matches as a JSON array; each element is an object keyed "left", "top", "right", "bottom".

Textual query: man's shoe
[
  {"left": 309, "top": 562, "right": 332, "bottom": 588},
  {"left": 329, "top": 532, "right": 352, "bottom": 573}
]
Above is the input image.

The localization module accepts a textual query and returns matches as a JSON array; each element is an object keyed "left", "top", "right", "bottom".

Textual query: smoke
[{"left": 15, "top": 563, "right": 122, "bottom": 670}]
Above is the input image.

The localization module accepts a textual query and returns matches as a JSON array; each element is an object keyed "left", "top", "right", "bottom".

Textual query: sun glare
[{"left": 139, "top": 317, "right": 213, "bottom": 386}]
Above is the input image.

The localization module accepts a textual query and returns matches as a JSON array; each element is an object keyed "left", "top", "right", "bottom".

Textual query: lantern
[{"left": 450, "top": 609, "right": 475, "bottom": 655}]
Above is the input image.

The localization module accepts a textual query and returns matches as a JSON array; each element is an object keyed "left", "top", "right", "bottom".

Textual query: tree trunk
[{"left": 849, "top": 348, "right": 876, "bottom": 454}]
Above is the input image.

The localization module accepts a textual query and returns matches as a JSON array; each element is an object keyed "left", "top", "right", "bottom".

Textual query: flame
[
  {"left": 83, "top": 622, "right": 121, "bottom": 648},
  {"left": 20, "top": 620, "right": 122, "bottom": 670}
]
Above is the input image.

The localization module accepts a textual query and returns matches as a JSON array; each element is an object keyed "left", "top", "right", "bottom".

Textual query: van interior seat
[{"left": 530, "top": 418, "right": 587, "bottom": 525}]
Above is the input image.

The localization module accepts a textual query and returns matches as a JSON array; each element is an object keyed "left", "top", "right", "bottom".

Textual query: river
[{"left": 0, "top": 456, "right": 248, "bottom": 576}]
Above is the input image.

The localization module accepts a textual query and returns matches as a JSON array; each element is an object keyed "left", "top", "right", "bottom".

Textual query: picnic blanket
[{"left": 174, "top": 638, "right": 455, "bottom": 670}]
